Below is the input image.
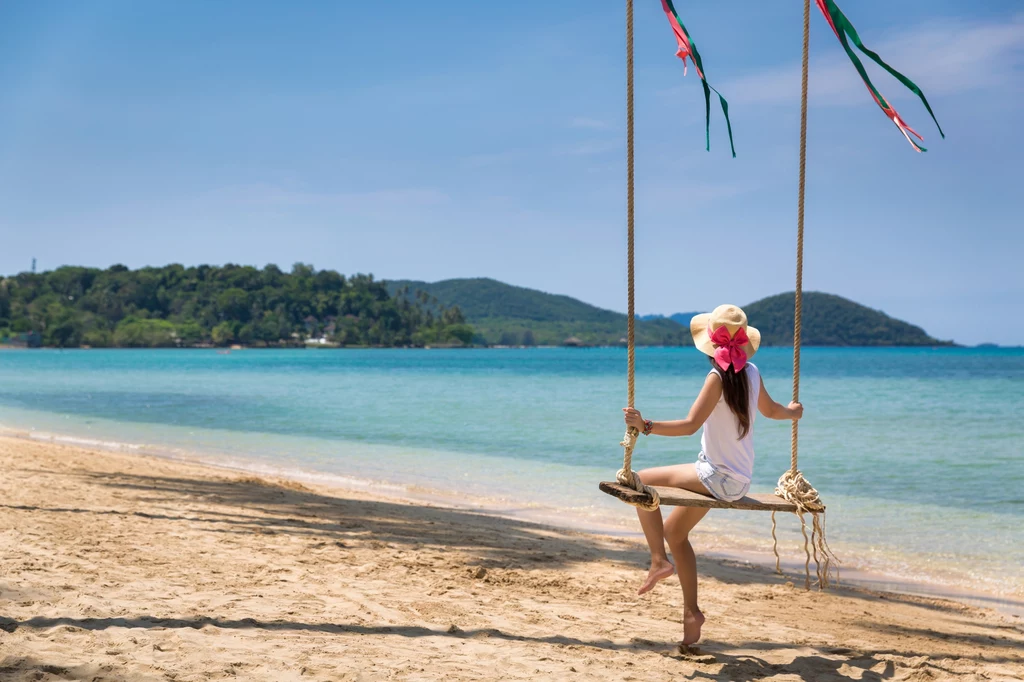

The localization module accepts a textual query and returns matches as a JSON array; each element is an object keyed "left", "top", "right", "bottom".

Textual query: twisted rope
[
  {"left": 791, "top": 0, "right": 809, "bottom": 477},
  {"left": 627, "top": 0, "right": 636, "bottom": 418},
  {"left": 770, "top": 0, "right": 839, "bottom": 590},
  {"left": 615, "top": 0, "right": 660, "bottom": 512}
]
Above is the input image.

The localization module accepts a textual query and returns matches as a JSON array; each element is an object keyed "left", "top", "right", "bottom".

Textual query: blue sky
[{"left": 0, "top": 0, "right": 1021, "bottom": 344}]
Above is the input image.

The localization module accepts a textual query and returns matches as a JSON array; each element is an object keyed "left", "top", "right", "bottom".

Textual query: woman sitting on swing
[{"left": 623, "top": 304, "right": 804, "bottom": 645}]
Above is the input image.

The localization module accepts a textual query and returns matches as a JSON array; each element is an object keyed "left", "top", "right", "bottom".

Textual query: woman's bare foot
[
  {"left": 638, "top": 559, "right": 675, "bottom": 595},
  {"left": 681, "top": 608, "right": 705, "bottom": 645}
]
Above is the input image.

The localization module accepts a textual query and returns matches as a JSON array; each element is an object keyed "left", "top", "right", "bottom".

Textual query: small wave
[
  {"left": 215, "top": 462, "right": 412, "bottom": 495},
  {"left": 26, "top": 431, "right": 144, "bottom": 451}
]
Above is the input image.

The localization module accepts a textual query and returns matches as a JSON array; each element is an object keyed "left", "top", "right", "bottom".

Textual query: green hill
[
  {"left": 0, "top": 265, "right": 473, "bottom": 348},
  {"left": 640, "top": 312, "right": 700, "bottom": 326},
  {"left": 387, "top": 278, "right": 689, "bottom": 346},
  {"left": 387, "top": 279, "right": 951, "bottom": 347},
  {"left": 745, "top": 292, "right": 951, "bottom": 346}
]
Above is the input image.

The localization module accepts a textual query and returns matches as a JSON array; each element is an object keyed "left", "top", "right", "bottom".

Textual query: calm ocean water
[{"left": 1, "top": 347, "right": 1021, "bottom": 608}]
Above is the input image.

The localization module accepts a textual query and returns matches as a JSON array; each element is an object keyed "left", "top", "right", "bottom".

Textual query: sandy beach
[{"left": 1, "top": 435, "right": 1022, "bottom": 682}]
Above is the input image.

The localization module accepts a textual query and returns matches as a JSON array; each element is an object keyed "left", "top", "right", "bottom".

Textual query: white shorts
[{"left": 695, "top": 453, "right": 751, "bottom": 502}]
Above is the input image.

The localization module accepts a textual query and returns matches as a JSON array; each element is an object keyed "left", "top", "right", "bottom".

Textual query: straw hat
[{"left": 690, "top": 304, "right": 760, "bottom": 361}]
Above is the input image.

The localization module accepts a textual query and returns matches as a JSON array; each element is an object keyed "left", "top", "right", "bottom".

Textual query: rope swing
[
  {"left": 607, "top": 0, "right": 941, "bottom": 590},
  {"left": 610, "top": 0, "right": 848, "bottom": 590}
]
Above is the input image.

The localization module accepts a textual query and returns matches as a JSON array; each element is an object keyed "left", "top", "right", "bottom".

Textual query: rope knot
[
  {"left": 616, "top": 427, "right": 660, "bottom": 511},
  {"left": 615, "top": 467, "right": 661, "bottom": 511},
  {"left": 771, "top": 468, "right": 839, "bottom": 590},
  {"left": 775, "top": 469, "right": 825, "bottom": 514}
]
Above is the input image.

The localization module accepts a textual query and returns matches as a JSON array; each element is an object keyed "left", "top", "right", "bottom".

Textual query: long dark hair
[{"left": 711, "top": 357, "right": 751, "bottom": 439}]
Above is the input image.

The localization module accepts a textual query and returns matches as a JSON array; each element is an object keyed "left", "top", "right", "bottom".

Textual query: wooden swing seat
[{"left": 599, "top": 481, "right": 805, "bottom": 512}]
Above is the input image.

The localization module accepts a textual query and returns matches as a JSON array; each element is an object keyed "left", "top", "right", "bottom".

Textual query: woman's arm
[
  {"left": 623, "top": 372, "right": 723, "bottom": 437},
  {"left": 757, "top": 377, "right": 804, "bottom": 420}
]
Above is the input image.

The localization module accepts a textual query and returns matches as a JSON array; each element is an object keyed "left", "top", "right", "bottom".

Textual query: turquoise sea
[{"left": 1, "top": 347, "right": 1021, "bottom": 611}]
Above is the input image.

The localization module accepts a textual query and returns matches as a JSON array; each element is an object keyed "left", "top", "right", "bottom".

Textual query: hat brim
[{"left": 690, "top": 313, "right": 760, "bottom": 362}]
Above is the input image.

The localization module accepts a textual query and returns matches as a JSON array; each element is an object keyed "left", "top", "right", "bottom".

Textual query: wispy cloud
[
  {"left": 464, "top": 137, "right": 622, "bottom": 167},
  {"left": 570, "top": 116, "right": 612, "bottom": 130},
  {"left": 461, "top": 149, "right": 533, "bottom": 169},
  {"left": 203, "top": 184, "right": 449, "bottom": 211},
  {"left": 556, "top": 139, "right": 622, "bottom": 157},
  {"left": 724, "top": 14, "right": 1024, "bottom": 107},
  {"left": 639, "top": 182, "right": 748, "bottom": 206}
]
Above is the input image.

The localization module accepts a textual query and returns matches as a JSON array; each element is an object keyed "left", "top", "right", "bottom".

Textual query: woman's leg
[
  {"left": 633, "top": 464, "right": 712, "bottom": 595},
  {"left": 664, "top": 505, "right": 711, "bottom": 645}
]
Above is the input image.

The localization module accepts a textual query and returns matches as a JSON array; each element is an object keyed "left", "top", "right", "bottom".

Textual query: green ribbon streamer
[
  {"left": 823, "top": 0, "right": 944, "bottom": 143},
  {"left": 665, "top": 0, "right": 736, "bottom": 157}
]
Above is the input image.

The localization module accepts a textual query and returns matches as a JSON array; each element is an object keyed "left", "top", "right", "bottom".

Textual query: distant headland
[{"left": 1, "top": 266, "right": 953, "bottom": 349}]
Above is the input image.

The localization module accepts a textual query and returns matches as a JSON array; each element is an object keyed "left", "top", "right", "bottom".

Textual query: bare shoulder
[{"left": 702, "top": 371, "right": 724, "bottom": 399}]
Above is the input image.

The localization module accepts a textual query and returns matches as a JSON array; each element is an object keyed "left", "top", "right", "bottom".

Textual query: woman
[{"left": 623, "top": 304, "right": 804, "bottom": 645}]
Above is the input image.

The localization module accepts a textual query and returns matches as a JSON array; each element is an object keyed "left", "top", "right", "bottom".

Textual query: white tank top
[{"left": 699, "top": 362, "right": 760, "bottom": 483}]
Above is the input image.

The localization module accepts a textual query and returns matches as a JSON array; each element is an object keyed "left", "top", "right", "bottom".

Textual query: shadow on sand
[{"left": 5, "top": 466, "right": 1022, "bottom": 681}]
